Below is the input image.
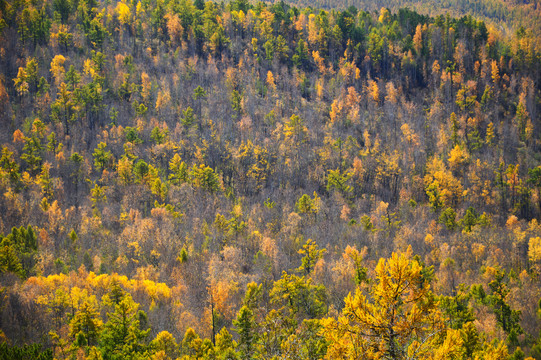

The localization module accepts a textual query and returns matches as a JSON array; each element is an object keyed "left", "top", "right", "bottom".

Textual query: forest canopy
[{"left": 0, "top": 0, "right": 540, "bottom": 358}]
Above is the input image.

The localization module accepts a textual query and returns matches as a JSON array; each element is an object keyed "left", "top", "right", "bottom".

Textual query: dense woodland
[
  {"left": 0, "top": 0, "right": 541, "bottom": 358},
  {"left": 281, "top": 0, "right": 541, "bottom": 49}
]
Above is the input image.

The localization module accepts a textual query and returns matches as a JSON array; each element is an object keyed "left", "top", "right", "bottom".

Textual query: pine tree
[
  {"left": 69, "top": 299, "right": 102, "bottom": 347},
  {"left": 233, "top": 306, "right": 257, "bottom": 360},
  {"left": 100, "top": 293, "right": 150, "bottom": 360}
]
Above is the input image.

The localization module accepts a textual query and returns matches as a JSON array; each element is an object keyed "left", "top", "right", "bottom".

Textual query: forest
[
  {"left": 0, "top": 0, "right": 540, "bottom": 358},
  {"left": 280, "top": 0, "right": 541, "bottom": 49}
]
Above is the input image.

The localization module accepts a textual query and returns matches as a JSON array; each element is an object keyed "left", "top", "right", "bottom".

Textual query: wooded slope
[{"left": 0, "top": 0, "right": 541, "bottom": 358}]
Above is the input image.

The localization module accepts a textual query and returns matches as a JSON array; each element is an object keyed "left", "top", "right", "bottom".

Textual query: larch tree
[{"left": 322, "top": 248, "right": 463, "bottom": 360}]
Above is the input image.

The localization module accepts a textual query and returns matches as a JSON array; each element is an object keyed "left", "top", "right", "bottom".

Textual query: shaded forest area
[
  {"left": 284, "top": 0, "right": 541, "bottom": 47},
  {"left": 0, "top": 0, "right": 541, "bottom": 358}
]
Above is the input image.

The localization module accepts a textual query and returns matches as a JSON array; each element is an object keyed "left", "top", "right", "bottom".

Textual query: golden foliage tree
[{"left": 322, "top": 248, "right": 462, "bottom": 360}]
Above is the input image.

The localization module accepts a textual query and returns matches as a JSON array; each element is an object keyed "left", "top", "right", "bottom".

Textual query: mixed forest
[
  {"left": 281, "top": 0, "right": 541, "bottom": 49},
  {"left": 0, "top": 0, "right": 541, "bottom": 358}
]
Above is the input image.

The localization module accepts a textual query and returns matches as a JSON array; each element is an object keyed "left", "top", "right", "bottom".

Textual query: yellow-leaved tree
[{"left": 322, "top": 248, "right": 463, "bottom": 360}]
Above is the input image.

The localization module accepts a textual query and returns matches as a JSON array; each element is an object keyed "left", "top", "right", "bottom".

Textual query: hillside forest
[{"left": 0, "top": 0, "right": 541, "bottom": 358}]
